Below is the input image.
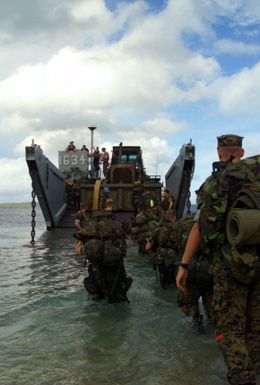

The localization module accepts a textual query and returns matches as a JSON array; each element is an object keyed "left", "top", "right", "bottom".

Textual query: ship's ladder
[{"left": 177, "top": 170, "right": 192, "bottom": 218}]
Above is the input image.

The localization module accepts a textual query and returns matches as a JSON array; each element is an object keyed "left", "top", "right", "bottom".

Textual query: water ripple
[{"left": 0, "top": 209, "right": 230, "bottom": 385}]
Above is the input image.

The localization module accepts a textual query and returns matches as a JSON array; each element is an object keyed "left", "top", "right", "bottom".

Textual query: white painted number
[
  {"left": 71, "top": 155, "right": 78, "bottom": 165},
  {"left": 80, "top": 155, "right": 86, "bottom": 165},
  {"left": 63, "top": 155, "right": 70, "bottom": 165}
]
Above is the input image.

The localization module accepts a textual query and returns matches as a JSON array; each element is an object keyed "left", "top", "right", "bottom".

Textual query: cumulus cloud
[
  {"left": 0, "top": 1, "right": 223, "bottom": 111},
  {"left": 140, "top": 117, "right": 187, "bottom": 135},
  {"left": 0, "top": 113, "right": 40, "bottom": 134},
  {"left": 214, "top": 38, "right": 260, "bottom": 55},
  {"left": 0, "top": 9, "right": 221, "bottom": 116},
  {"left": 243, "top": 131, "right": 260, "bottom": 156},
  {"left": 212, "top": 62, "right": 260, "bottom": 114},
  {"left": 201, "top": 0, "right": 260, "bottom": 25},
  {"left": 0, "top": 0, "right": 260, "bottom": 203},
  {"left": 0, "top": 158, "right": 31, "bottom": 202}
]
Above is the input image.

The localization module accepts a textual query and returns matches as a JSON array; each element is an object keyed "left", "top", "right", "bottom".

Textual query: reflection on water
[{"left": 0, "top": 208, "right": 235, "bottom": 385}]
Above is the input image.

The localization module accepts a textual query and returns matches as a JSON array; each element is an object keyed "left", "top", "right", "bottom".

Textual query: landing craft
[
  {"left": 165, "top": 139, "right": 195, "bottom": 219},
  {"left": 25, "top": 129, "right": 195, "bottom": 237}
]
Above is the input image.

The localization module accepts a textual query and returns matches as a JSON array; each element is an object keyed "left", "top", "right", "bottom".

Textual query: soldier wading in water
[
  {"left": 74, "top": 199, "right": 133, "bottom": 303},
  {"left": 176, "top": 134, "right": 260, "bottom": 385}
]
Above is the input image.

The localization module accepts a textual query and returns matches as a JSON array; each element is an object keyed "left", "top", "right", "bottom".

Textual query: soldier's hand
[
  {"left": 145, "top": 241, "right": 153, "bottom": 252},
  {"left": 176, "top": 267, "right": 188, "bottom": 292}
]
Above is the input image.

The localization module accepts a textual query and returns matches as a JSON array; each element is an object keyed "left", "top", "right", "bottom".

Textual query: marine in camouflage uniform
[
  {"left": 145, "top": 212, "right": 213, "bottom": 327},
  {"left": 146, "top": 210, "right": 179, "bottom": 287},
  {"left": 176, "top": 134, "right": 260, "bottom": 385},
  {"left": 74, "top": 210, "right": 133, "bottom": 303},
  {"left": 176, "top": 238, "right": 214, "bottom": 330},
  {"left": 176, "top": 191, "right": 214, "bottom": 328},
  {"left": 130, "top": 191, "right": 163, "bottom": 253},
  {"left": 75, "top": 204, "right": 88, "bottom": 227}
]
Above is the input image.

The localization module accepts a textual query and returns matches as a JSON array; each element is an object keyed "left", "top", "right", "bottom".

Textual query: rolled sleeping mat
[{"left": 226, "top": 208, "right": 260, "bottom": 246}]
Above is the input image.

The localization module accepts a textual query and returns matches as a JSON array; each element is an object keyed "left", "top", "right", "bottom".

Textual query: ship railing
[{"left": 146, "top": 175, "right": 161, "bottom": 182}]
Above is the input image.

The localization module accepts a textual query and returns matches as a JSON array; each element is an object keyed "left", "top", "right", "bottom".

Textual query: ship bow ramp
[{"left": 26, "top": 144, "right": 67, "bottom": 229}]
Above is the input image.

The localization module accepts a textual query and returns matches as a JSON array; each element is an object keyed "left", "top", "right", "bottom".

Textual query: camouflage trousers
[
  {"left": 150, "top": 250, "right": 178, "bottom": 289},
  {"left": 211, "top": 260, "right": 260, "bottom": 385},
  {"left": 84, "top": 262, "right": 133, "bottom": 303}
]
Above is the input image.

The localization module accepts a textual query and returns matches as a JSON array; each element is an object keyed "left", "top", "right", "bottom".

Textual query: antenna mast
[
  {"left": 88, "top": 125, "right": 97, "bottom": 177},
  {"left": 155, "top": 152, "right": 158, "bottom": 176}
]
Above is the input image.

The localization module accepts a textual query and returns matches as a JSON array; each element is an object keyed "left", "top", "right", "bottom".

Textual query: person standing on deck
[
  {"left": 101, "top": 147, "right": 109, "bottom": 180},
  {"left": 161, "top": 189, "right": 174, "bottom": 212},
  {"left": 92, "top": 147, "right": 101, "bottom": 179}
]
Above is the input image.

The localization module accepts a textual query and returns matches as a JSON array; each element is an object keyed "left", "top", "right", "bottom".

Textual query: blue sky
[{"left": 0, "top": 0, "right": 260, "bottom": 203}]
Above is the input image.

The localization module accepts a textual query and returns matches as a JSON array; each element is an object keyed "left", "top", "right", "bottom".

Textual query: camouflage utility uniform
[
  {"left": 74, "top": 211, "right": 133, "bottom": 303},
  {"left": 177, "top": 247, "right": 213, "bottom": 328},
  {"left": 197, "top": 135, "right": 260, "bottom": 385},
  {"left": 148, "top": 212, "right": 180, "bottom": 287},
  {"left": 174, "top": 216, "right": 213, "bottom": 327},
  {"left": 131, "top": 202, "right": 163, "bottom": 254},
  {"left": 147, "top": 212, "right": 213, "bottom": 327}
]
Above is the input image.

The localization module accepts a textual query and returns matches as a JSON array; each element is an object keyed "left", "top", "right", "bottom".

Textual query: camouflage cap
[{"left": 217, "top": 134, "right": 243, "bottom": 147}]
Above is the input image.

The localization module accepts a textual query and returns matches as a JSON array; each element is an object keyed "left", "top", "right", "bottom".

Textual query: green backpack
[
  {"left": 83, "top": 211, "right": 126, "bottom": 266},
  {"left": 216, "top": 155, "right": 260, "bottom": 284}
]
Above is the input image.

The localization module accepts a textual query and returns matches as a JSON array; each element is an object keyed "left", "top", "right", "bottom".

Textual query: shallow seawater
[{"left": 0, "top": 206, "right": 250, "bottom": 385}]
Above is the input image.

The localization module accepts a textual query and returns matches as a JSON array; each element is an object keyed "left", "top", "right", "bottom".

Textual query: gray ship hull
[
  {"left": 165, "top": 141, "right": 195, "bottom": 219},
  {"left": 26, "top": 144, "right": 67, "bottom": 230}
]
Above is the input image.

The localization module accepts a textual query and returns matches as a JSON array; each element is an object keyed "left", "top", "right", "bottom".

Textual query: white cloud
[
  {"left": 214, "top": 38, "right": 260, "bottom": 55},
  {"left": 0, "top": 158, "right": 31, "bottom": 202},
  {"left": 15, "top": 129, "right": 82, "bottom": 162},
  {"left": 0, "top": 0, "right": 224, "bottom": 118},
  {"left": 0, "top": 31, "right": 12, "bottom": 44},
  {"left": 243, "top": 131, "right": 260, "bottom": 156},
  {"left": 213, "top": 62, "right": 260, "bottom": 114},
  {"left": 0, "top": 0, "right": 260, "bottom": 204},
  {"left": 70, "top": 0, "right": 110, "bottom": 22},
  {"left": 0, "top": 113, "right": 41, "bottom": 134},
  {"left": 202, "top": 0, "right": 260, "bottom": 25},
  {"left": 140, "top": 117, "right": 187, "bottom": 135},
  {"left": 0, "top": 41, "right": 220, "bottom": 120}
]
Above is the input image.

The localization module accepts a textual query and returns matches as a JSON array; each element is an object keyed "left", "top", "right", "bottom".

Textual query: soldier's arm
[
  {"left": 168, "top": 196, "right": 174, "bottom": 209},
  {"left": 181, "top": 222, "right": 201, "bottom": 264},
  {"left": 176, "top": 223, "right": 201, "bottom": 291}
]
